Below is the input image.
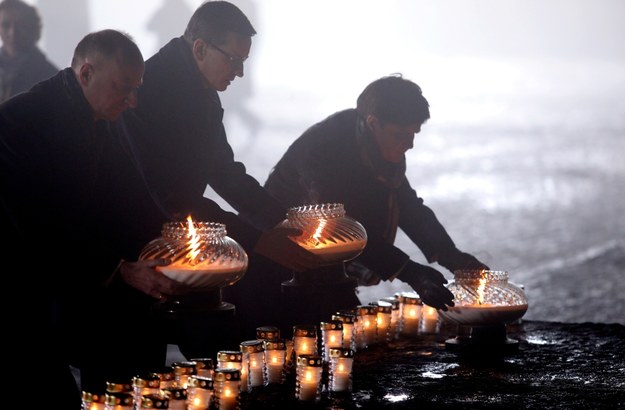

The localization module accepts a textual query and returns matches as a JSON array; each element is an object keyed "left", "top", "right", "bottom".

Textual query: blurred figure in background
[
  {"left": 0, "top": 0, "right": 57, "bottom": 102},
  {"left": 265, "top": 74, "right": 490, "bottom": 309}
]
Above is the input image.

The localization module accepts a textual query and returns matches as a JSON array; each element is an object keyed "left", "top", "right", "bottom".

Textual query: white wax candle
[
  {"left": 341, "top": 322, "right": 354, "bottom": 349},
  {"left": 420, "top": 306, "right": 439, "bottom": 333},
  {"left": 299, "top": 238, "right": 367, "bottom": 262},
  {"left": 330, "top": 357, "right": 353, "bottom": 392},
  {"left": 332, "top": 370, "right": 351, "bottom": 392},
  {"left": 298, "top": 370, "right": 320, "bottom": 401},
  {"left": 217, "top": 384, "right": 238, "bottom": 410},
  {"left": 265, "top": 350, "right": 285, "bottom": 384},
  {"left": 293, "top": 337, "right": 316, "bottom": 355}
]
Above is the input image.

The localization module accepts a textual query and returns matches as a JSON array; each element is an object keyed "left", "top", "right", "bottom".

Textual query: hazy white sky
[{"left": 21, "top": 0, "right": 625, "bottom": 129}]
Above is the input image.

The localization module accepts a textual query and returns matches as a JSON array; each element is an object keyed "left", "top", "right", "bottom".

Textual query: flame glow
[
  {"left": 477, "top": 277, "right": 487, "bottom": 305},
  {"left": 186, "top": 215, "right": 201, "bottom": 264},
  {"left": 312, "top": 219, "right": 326, "bottom": 245}
]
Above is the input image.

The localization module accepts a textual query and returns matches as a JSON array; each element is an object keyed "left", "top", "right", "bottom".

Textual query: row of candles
[{"left": 81, "top": 291, "right": 442, "bottom": 409}]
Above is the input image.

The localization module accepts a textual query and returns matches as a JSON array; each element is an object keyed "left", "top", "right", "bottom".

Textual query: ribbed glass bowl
[
  {"left": 438, "top": 270, "right": 528, "bottom": 327},
  {"left": 277, "top": 203, "right": 367, "bottom": 264},
  {"left": 139, "top": 219, "right": 248, "bottom": 289}
]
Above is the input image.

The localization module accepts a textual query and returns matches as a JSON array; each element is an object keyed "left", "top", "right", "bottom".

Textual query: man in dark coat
[
  {"left": 0, "top": 29, "right": 189, "bottom": 407},
  {"left": 265, "top": 74, "right": 489, "bottom": 309},
  {"left": 117, "top": 1, "right": 325, "bottom": 341}
]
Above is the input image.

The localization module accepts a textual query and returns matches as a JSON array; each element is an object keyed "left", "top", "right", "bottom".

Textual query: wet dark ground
[{"left": 237, "top": 320, "right": 625, "bottom": 409}]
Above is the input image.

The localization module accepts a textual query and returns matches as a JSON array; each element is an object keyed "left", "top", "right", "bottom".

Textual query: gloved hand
[
  {"left": 438, "top": 249, "right": 489, "bottom": 273},
  {"left": 398, "top": 260, "right": 455, "bottom": 311}
]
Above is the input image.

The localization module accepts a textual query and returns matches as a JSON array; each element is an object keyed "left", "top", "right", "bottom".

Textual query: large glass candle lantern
[
  {"left": 278, "top": 204, "right": 367, "bottom": 325},
  {"left": 139, "top": 217, "right": 248, "bottom": 308},
  {"left": 438, "top": 269, "right": 529, "bottom": 353}
]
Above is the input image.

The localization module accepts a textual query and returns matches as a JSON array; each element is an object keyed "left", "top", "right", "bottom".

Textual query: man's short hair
[
  {"left": 183, "top": 0, "right": 256, "bottom": 45},
  {"left": 357, "top": 74, "right": 430, "bottom": 126},
  {"left": 71, "top": 29, "right": 143, "bottom": 70}
]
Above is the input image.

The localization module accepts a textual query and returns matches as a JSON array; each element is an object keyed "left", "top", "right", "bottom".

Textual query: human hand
[
  {"left": 253, "top": 227, "right": 326, "bottom": 272},
  {"left": 399, "top": 260, "right": 455, "bottom": 311},
  {"left": 118, "top": 258, "right": 191, "bottom": 301},
  {"left": 439, "top": 249, "right": 489, "bottom": 273}
]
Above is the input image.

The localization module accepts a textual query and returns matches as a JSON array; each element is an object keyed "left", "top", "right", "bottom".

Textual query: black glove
[
  {"left": 438, "top": 249, "right": 489, "bottom": 273},
  {"left": 398, "top": 260, "right": 455, "bottom": 311}
]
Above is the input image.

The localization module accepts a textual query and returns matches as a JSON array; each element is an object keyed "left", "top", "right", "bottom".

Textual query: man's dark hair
[
  {"left": 0, "top": 0, "right": 42, "bottom": 45},
  {"left": 357, "top": 73, "right": 430, "bottom": 126},
  {"left": 183, "top": 0, "right": 256, "bottom": 46},
  {"left": 71, "top": 29, "right": 143, "bottom": 70}
]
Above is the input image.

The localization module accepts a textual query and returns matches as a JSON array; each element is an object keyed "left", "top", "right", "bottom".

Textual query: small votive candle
[
  {"left": 153, "top": 367, "right": 175, "bottom": 390},
  {"left": 82, "top": 390, "right": 105, "bottom": 410},
  {"left": 185, "top": 375, "right": 213, "bottom": 410},
  {"left": 171, "top": 361, "right": 197, "bottom": 389},
  {"left": 104, "top": 391, "right": 134, "bottom": 410},
  {"left": 161, "top": 386, "right": 187, "bottom": 410},
  {"left": 263, "top": 339, "right": 286, "bottom": 385},
  {"left": 292, "top": 324, "right": 318, "bottom": 357},
  {"left": 380, "top": 296, "right": 401, "bottom": 340},
  {"left": 332, "top": 311, "right": 357, "bottom": 351},
  {"left": 240, "top": 340, "right": 265, "bottom": 391},
  {"left": 420, "top": 304, "right": 440, "bottom": 334},
  {"left": 132, "top": 373, "right": 160, "bottom": 409},
  {"left": 328, "top": 347, "right": 354, "bottom": 394},
  {"left": 356, "top": 305, "right": 378, "bottom": 348},
  {"left": 398, "top": 292, "right": 422, "bottom": 336},
  {"left": 189, "top": 357, "right": 214, "bottom": 378},
  {"left": 296, "top": 354, "right": 323, "bottom": 402},
  {"left": 213, "top": 368, "right": 241, "bottom": 410},
  {"left": 373, "top": 300, "right": 393, "bottom": 344},
  {"left": 320, "top": 320, "right": 344, "bottom": 363}
]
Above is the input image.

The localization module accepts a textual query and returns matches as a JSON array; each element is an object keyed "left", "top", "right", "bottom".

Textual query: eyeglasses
[{"left": 208, "top": 41, "right": 247, "bottom": 69}]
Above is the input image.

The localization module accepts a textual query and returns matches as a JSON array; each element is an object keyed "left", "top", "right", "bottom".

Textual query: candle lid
[
  {"left": 256, "top": 325, "right": 280, "bottom": 341},
  {"left": 372, "top": 300, "right": 393, "bottom": 314},
  {"left": 81, "top": 390, "right": 105, "bottom": 403},
  {"left": 320, "top": 320, "right": 344, "bottom": 331},
  {"left": 189, "top": 358, "right": 214, "bottom": 373},
  {"left": 105, "top": 380, "right": 132, "bottom": 393},
  {"left": 332, "top": 312, "right": 356, "bottom": 324},
  {"left": 263, "top": 339, "right": 286, "bottom": 350},
  {"left": 217, "top": 350, "right": 243, "bottom": 362},
  {"left": 141, "top": 394, "right": 168, "bottom": 409},
  {"left": 171, "top": 361, "right": 197, "bottom": 375},
  {"left": 213, "top": 368, "right": 241, "bottom": 381},
  {"left": 105, "top": 392, "right": 134, "bottom": 406},
  {"left": 355, "top": 305, "right": 377, "bottom": 315},
  {"left": 293, "top": 324, "right": 318, "bottom": 337},
  {"left": 240, "top": 339, "right": 264, "bottom": 353},
  {"left": 329, "top": 347, "right": 355, "bottom": 359},
  {"left": 132, "top": 373, "right": 160, "bottom": 388},
  {"left": 296, "top": 354, "right": 323, "bottom": 367},
  {"left": 187, "top": 375, "right": 213, "bottom": 390}
]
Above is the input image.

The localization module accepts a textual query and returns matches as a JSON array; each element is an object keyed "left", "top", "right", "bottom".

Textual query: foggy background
[{"left": 21, "top": 0, "right": 625, "bottom": 324}]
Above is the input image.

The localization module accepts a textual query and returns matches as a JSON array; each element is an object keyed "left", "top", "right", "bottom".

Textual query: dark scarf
[{"left": 355, "top": 116, "right": 406, "bottom": 244}]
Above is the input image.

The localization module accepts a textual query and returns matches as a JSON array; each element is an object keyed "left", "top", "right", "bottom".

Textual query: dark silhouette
[{"left": 0, "top": 0, "right": 57, "bottom": 101}]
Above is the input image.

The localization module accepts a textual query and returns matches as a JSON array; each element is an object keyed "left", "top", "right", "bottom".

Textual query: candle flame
[
  {"left": 305, "top": 370, "right": 313, "bottom": 382},
  {"left": 186, "top": 215, "right": 201, "bottom": 265},
  {"left": 271, "top": 357, "right": 278, "bottom": 364},
  {"left": 338, "top": 363, "right": 345, "bottom": 372},
  {"left": 477, "top": 277, "right": 487, "bottom": 305},
  {"left": 224, "top": 387, "right": 232, "bottom": 397},
  {"left": 312, "top": 219, "right": 326, "bottom": 246}
]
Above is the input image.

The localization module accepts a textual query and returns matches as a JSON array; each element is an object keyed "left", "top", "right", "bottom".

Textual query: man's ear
[
  {"left": 366, "top": 115, "right": 378, "bottom": 131},
  {"left": 192, "top": 39, "right": 208, "bottom": 61},
  {"left": 78, "top": 63, "right": 93, "bottom": 85}
]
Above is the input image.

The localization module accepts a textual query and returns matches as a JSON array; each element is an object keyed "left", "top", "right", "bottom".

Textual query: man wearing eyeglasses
[{"left": 117, "top": 1, "right": 324, "bottom": 350}]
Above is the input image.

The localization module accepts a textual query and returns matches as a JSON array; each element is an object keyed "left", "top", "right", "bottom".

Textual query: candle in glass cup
[
  {"left": 373, "top": 300, "right": 393, "bottom": 344},
  {"left": 185, "top": 375, "right": 212, "bottom": 410},
  {"left": 263, "top": 339, "right": 286, "bottom": 385},
  {"left": 356, "top": 305, "right": 377, "bottom": 348},
  {"left": 296, "top": 355, "right": 323, "bottom": 402},
  {"left": 82, "top": 390, "right": 105, "bottom": 410},
  {"left": 104, "top": 391, "right": 134, "bottom": 410},
  {"left": 292, "top": 324, "right": 318, "bottom": 357},
  {"left": 398, "top": 292, "right": 422, "bottom": 336},
  {"left": 132, "top": 373, "right": 160, "bottom": 409},
  {"left": 213, "top": 368, "right": 240, "bottom": 410},
  {"left": 380, "top": 296, "right": 401, "bottom": 340},
  {"left": 320, "top": 320, "right": 344, "bottom": 363},
  {"left": 189, "top": 357, "right": 214, "bottom": 379},
  {"left": 217, "top": 350, "right": 243, "bottom": 394},
  {"left": 171, "top": 361, "right": 196, "bottom": 389},
  {"left": 420, "top": 305, "right": 440, "bottom": 334},
  {"left": 161, "top": 386, "right": 187, "bottom": 410},
  {"left": 240, "top": 340, "right": 265, "bottom": 391},
  {"left": 332, "top": 311, "right": 356, "bottom": 350},
  {"left": 328, "top": 347, "right": 354, "bottom": 393}
]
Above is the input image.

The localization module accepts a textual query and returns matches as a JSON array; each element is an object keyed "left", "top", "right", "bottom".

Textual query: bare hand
[
  {"left": 253, "top": 227, "right": 326, "bottom": 272},
  {"left": 118, "top": 258, "right": 191, "bottom": 300}
]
